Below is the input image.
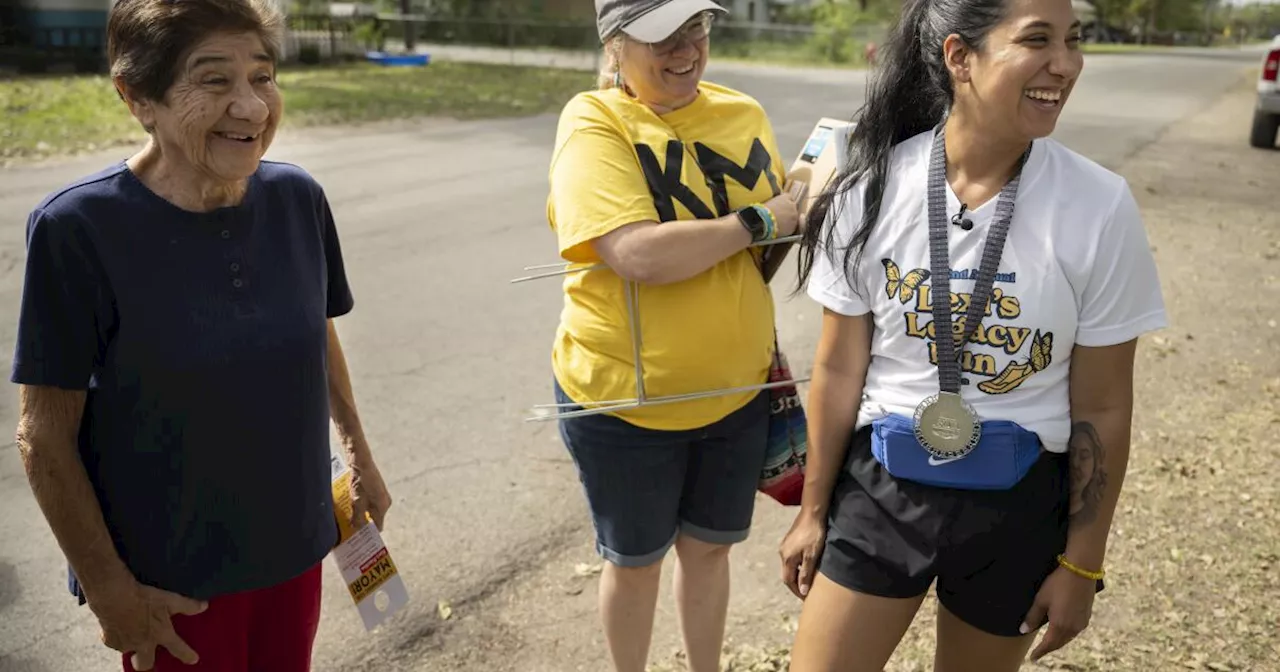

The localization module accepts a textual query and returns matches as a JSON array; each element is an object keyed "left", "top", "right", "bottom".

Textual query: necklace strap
[{"left": 925, "top": 125, "right": 1031, "bottom": 394}]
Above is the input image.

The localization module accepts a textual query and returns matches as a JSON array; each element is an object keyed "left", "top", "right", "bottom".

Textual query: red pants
[{"left": 122, "top": 563, "right": 323, "bottom": 672}]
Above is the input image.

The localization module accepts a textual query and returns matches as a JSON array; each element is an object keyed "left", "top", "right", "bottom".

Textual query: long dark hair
[{"left": 795, "top": 0, "right": 1009, "bottom": 294}]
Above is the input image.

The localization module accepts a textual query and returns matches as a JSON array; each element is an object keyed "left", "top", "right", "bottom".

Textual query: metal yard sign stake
[
  {"left": 511, "top": 235, "right": 811, "bottom": 423},
  {"left": 511, "top": 117, "right": 855, "bottom": 423}
]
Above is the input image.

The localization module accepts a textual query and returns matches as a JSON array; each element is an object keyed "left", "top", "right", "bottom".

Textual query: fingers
[
  {"left": 1029, "top": 622, "right": 1075, "bottom": 662},
  {"left": 779, "top": 555, "right": 798, "bottom": 597},
  {"left": 350, "top": 495, "right": 371, "bottom": 531},
  {"left": 787, "top": 181, "right": 812, "bottom": 230},
  {"left": 1022, "top": 591, "right": 1088, "bottom": 663},
  {"left": 119, "top": 629, "right": 199, "bottom": 670},
  {"left": 779, "top": 549, "right": 804, "bottom": 599},
  {"left": 779, "top": 545, "right": 819, "bottom": 600},
  {"left": 791, "top": 180, "right": 810, "bottom": 205},
  {"left": 108, "top": 591, "right": 204, "bottom": 670},
  {"left": 1019, "top": 596, "right": 1048, "bottom": 636},
  {"left": 158, "top": 628, "right": 200, "bottom": 666},
  {"left": 164, "top": 593, "right": 209, "bottom": 617},
  {"left": 797, "top": 550, "right": 817, "bottom": 598},
  {"left": 369, "top": 500, "right": 388, "bottom": 531},
  {"left": 130, "top": 645, "right": 157, "bottom": 672}
]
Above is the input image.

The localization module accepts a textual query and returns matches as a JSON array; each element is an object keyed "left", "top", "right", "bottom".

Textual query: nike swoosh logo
[{"left": 927, "top": 456, "right": 963, "bottom": 466}]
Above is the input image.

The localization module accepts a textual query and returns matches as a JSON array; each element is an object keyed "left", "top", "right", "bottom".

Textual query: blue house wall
[{"left": 18, "top": 0, "right": 110, "bottom": 47}]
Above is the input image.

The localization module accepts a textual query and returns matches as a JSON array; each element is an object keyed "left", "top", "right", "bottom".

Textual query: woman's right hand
[
  {"left": 779, "top": 510, "right": 827, "bottom": 600},
  {"left": 90, "top": 577, "right": 208, "bottom": 670},
  {"left": 765, "top": 180, "right": 809, "bottom": 239}
]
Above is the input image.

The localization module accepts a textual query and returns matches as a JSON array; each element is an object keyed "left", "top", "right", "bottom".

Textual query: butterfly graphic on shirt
[{"left": 881, "top": 258, "right": 930, "bottom": 305}]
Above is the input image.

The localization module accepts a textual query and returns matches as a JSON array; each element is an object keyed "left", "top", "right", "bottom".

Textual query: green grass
[
  {"left": 0, "top": 61, "right": 594, "bottom": 160},
  {"left": 713, "top": 35, "right": 875, "bottom": 70},
  {"left": 277, "top": 60, "right": 592, "bottom": 125},
  {"left": 0, "top": 74, "right": 143, "bottom": 160},
  {"left": 717, "top": 43, "right": 871, "bottom": 70}
]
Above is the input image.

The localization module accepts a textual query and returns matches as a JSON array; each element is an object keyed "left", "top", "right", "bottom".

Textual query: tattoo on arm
[{"left": 1068, "top": 421, "right": 1108, "bottom": 528}]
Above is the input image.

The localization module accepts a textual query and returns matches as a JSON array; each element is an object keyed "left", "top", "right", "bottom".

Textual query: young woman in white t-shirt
[{"left": 778, "top": 0, "right": 1168, "bottom": 669}]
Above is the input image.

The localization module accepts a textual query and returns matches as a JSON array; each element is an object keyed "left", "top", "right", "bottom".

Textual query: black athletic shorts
[{"left": 818, "top": 425, "right": 1103, "bottom": 637}]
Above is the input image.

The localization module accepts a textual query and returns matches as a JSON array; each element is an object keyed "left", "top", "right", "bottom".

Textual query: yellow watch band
[{"left": 1057, "top": 554, "right": 1105, "bottom": 581}]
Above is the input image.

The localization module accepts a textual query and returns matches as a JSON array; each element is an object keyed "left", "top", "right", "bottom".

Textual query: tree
[
  {"left": 1086, "top": 0, "right": 1210, "bottom": 43},
  {"left": 804, "top": 0, "right": 894, "bottom": 63},
  {"left": 1084, "top": 0, "right": 1127, "bottom": 39}
]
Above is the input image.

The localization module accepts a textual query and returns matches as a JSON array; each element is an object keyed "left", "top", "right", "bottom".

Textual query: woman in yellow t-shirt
[{"left": 544, "top": 1, "right": 806, "bottom": 670}]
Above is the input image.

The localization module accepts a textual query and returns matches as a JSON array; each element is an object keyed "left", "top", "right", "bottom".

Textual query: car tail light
[{"left": 1265, "top": 49, "right": 1280, "bottom": 82}]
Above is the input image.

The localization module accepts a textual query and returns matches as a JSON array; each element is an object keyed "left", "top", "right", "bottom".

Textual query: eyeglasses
[{"left": 646, "top": 12, "right": 713, "bottom": 56}]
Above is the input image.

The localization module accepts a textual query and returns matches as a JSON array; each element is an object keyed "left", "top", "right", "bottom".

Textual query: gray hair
[{"left": 596, "top": 35, "right": 626, "bottom": 90}]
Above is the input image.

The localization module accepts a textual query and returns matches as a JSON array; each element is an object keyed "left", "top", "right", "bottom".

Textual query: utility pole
[
  {"left": 1144, "top": 0, "right": 1159, "bottom": 45},
  {"left": 1202, "top": 0, "right": 1217, "bottom": 46},
  {"left": 400, "top": 0, "right": 415, "bottom": 52}
]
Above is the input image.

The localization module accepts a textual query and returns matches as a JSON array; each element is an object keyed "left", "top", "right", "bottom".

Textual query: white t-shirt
[{"left": 807, "top": 130, "right": 1168, "bottom": 453}]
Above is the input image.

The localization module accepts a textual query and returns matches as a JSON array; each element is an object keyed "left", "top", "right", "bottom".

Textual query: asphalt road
[{"left": 0, "top": 48, "right": 1264, "bottom": 672}]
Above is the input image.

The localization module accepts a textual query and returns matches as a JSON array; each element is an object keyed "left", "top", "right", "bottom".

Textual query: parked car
[{"left": 1250, "top": 36, "right": 1280, "bottom": 149}]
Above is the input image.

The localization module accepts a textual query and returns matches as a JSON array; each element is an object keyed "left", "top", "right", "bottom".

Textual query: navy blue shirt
[{"left": 12, "top": 160, "right": 353, "bottom": 601}]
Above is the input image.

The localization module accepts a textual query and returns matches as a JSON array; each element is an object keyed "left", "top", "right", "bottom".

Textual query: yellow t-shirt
[{"left": 546, "top": 81, "right": 786, "bottom": 431}]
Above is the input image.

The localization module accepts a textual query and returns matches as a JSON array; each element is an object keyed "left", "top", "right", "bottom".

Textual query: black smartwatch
[{"left": 736, "top": 205, "right": 768, "bottom": 242}]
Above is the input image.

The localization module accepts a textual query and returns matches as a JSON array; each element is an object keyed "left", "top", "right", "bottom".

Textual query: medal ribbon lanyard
[{"left": 915, "top": 124, "right": 1030, "bottom": 455}]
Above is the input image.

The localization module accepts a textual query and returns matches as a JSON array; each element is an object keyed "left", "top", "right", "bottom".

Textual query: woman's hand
[
  {"left": 779, "top": 510, "right": 827, "bottom": 599},
  {"left": 766, "top": 180, "right": 809, "bottom": 239},
  {"left": 90, "top": 577, "right": 208, "bottom": 671},
  {"left": 1020, "top": 565, "right": 1098, "bottom": 662},
  {"left": 350, "top": 451, "right": 393, "bottom": 532}
]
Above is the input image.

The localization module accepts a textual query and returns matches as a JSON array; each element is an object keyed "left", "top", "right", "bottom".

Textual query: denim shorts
[{"left": 554, "top": 378, "right": 770, "bottom": 567}]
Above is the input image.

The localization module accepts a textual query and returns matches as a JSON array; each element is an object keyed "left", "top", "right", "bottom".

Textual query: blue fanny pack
[{"left": 870, "top": 413, "right": 1043, "bottom": 490}]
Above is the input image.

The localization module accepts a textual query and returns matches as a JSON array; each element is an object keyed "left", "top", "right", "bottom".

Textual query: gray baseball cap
[{"left": 595, "top": 0, "right": 728, "bottom": 43}]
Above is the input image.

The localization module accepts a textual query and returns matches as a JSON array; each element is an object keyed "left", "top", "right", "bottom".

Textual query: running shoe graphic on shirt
[{"left": 977, "top": 330, "right": 1054, "bottom": 394}]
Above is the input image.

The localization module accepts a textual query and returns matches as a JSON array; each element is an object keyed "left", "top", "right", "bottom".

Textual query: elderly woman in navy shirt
[{"left": 10, "top": 1, "right": 391, "bottom": 671}]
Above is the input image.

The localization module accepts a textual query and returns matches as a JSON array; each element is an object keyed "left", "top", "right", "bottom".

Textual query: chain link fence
[{"left": 282, "top": 14, "right": 889, "bottom": 70}]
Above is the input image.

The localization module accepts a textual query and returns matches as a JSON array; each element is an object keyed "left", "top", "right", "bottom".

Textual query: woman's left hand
[
  {"left": 349, "top": 451, "right": 393, "bottom": 531},
  {"left": 1021, "top": 565, "right": 1097, "bottom": 662}
]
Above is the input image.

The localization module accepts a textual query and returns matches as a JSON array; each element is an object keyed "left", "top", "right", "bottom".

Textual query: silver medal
[
  {"left": 913, "top": 391, "right": 981, "bottom": 459},
  {"left": 912, "top": 125, "right": 1030, "bottom": 464}
]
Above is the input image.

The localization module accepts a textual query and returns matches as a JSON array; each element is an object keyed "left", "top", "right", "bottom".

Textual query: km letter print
[{"left": 635, "top": 138, "right": 779, "bottom": 221}]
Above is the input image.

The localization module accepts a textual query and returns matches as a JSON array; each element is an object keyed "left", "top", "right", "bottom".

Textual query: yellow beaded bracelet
[{"left": 1057, "top": 554, "right": 1105, "bottom": 581}]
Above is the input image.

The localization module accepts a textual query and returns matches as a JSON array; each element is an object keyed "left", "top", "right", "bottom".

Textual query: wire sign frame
[{"left": 511, "top": 235, "right": 812, "bottom": 422}]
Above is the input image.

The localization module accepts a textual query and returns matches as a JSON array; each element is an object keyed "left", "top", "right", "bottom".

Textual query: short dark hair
[{"left": 108, "top": 0, "right": 284, "bottom": 102}]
